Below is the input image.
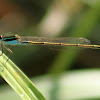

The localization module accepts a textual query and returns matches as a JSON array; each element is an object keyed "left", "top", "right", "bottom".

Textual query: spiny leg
[
  {"left": 4, "top": 45, "right": 13, "bottom": 54},
  {"left": 3, "top": 45, "right": 15, "bottom": 63}
]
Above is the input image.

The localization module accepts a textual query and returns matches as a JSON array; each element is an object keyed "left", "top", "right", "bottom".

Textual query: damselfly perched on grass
[{"left": 0, "top": 34, "right": 100, "bottom": 53}]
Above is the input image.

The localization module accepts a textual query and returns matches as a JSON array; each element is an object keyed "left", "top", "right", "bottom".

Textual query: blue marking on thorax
[
  {"left": 4, "top": 40, "right": 29, "bottom": 45},
  {"left": 4, "top": 40, "right": 19, "bottom": 45}
]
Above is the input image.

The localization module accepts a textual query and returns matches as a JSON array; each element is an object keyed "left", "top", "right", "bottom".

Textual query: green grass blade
[{"left": 0, "top": 51, "right": 46, "bottom": 100}]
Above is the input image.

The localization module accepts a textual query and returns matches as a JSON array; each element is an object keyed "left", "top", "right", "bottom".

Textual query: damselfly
[{"left": 0, "top": 34, "right": 100, "bottom": 53}]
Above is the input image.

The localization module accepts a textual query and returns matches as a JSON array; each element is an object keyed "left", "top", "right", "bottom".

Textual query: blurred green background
[{"left": 0, "top": 0, "right": 100, "bottom": 100}]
